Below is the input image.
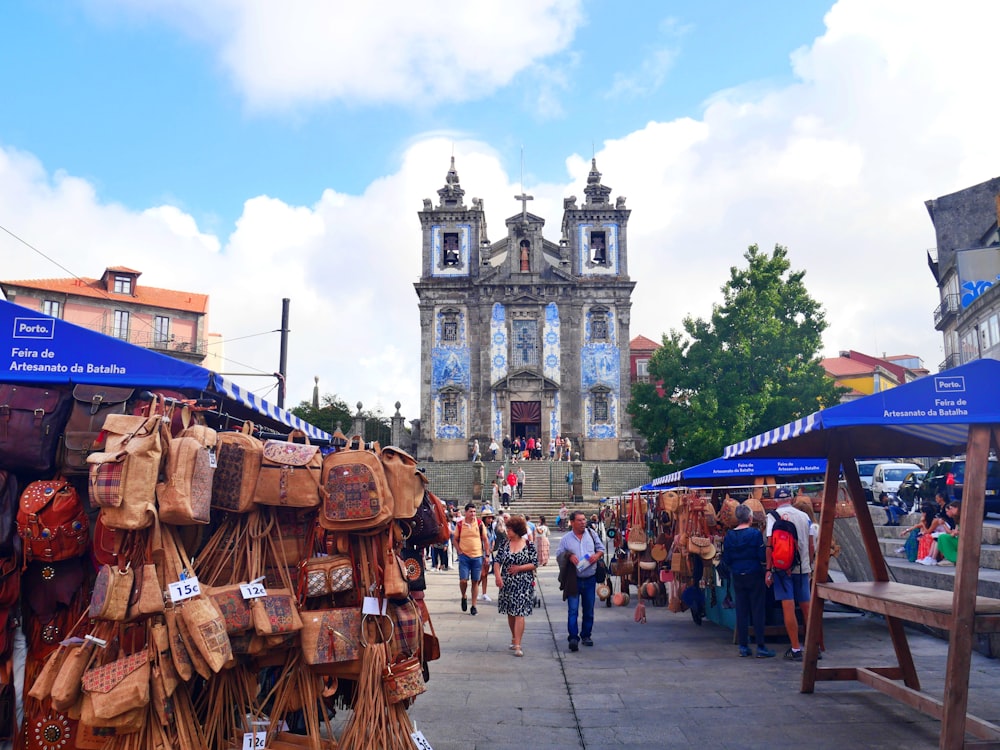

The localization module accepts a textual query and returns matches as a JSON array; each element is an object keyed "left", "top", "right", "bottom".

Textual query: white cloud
[
  {"left": 7, "top": 0, "right": 1000, "bottom": 427},
  {"left": 91, "top": 0, "right": 585, "bottom": 109}
]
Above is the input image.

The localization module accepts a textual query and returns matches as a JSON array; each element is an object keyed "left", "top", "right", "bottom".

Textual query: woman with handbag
[{"left": 493, "top": 516, "right": 537, "bottom": 657}]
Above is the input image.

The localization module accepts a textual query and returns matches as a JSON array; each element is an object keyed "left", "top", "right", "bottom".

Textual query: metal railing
[
  {"left": 938, "top": 352, "right": 962, "bottom": 372},
  {"left": 933, "top": 294, "right": 961, "bottom": 329},
  {"left": 102, "top": 326, "right": 206, "bottom": 355}
]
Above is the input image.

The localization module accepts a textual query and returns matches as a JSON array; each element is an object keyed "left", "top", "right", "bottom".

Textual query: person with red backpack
[{"left": 765, "top": 487, "right": 815, "bottom": 661}]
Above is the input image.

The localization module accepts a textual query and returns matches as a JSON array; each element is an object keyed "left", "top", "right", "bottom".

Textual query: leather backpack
[
  {"left": 157, "top": 428, "right": 216, "bottom": 525},
  {"left": 17, "top": 478, "right": 89, "bottom": 563},
  {"left": 57, "top": 385, "right": 134, "bottom": 475},
  {"left": 0, "top": 471, "right": 18, "bottom": 558},
  {"left": 212, "top": 422, "right": 263, "bottom": 513},
  {"left": 319, "top": 437, "right": 393, "bottom": 531},
  {"left": 0, "top": 384, "right": 72, "bottom": 474},
  {"left": 380, "top": 446, "right": 425, "bottom": 520}
]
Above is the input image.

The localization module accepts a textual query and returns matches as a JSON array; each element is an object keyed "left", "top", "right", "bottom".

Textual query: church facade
[{"left": 413, "top": 158, "right": 637, "bottom": 461}]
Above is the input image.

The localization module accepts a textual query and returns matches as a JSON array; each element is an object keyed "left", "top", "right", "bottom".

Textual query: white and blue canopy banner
[
  {"left": 3, "top": 298, "right": 330, "bottom": 440},
  {"left": 724, "top": 358, "right": 1000, "bottom": 460},
  {"left": 642, "top": 457, "right": 828, "bottom": 491}
]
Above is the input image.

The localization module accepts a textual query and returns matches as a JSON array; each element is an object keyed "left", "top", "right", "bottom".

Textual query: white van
[{"left": 870, "top": 462, "right": 923, "bottom": 503}]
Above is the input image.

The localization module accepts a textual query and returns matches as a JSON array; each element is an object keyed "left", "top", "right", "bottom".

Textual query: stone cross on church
[{"left": 414, "top": 157, "right": 636, "bottom": 463}]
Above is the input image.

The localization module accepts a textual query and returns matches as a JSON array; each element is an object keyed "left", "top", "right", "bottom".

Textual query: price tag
[
  {"left": 411, "top": 730, "right": 433, "bottom": 750},
  {"left": 240, "top": 581, "right": 267, "bottom": 600},
  {"left": 168, "top": 577, "right": 202, "bottom": 603},
  {"left": 362, "top": 596, "right": 387, "bottom": 616},
  {"left": 208, "top": 448, "right": 218, "bottom": 469},
  {"left": 241, "top": 730, "right": 267, "bottom": 750}
]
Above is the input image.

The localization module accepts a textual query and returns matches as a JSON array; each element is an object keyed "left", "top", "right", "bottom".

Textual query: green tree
[
  {"left": 628, "top": 244, "right": 845, "bottom": 475},
  {"left": 291, "top": 394, "right": 353, "bottom": 436}
]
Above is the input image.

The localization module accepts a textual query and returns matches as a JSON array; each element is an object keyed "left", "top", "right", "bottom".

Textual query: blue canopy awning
[
  {"left": 3, "top": 298, "right": 330, "bottom": 440},
  {"left": 724, "top": 359, "right": 1000, "bottom": 460},
  {"left": 642, "top": 456, "right": 828, "bottom": 490}
]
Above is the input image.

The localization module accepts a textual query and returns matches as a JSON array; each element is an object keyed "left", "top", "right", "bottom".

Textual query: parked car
[
  {"left": 870, "top": 462, "right": 923, "bottom": 504},
  {"left": 917, "top": 457, "right": 1000, "bottom": 516},
  {"left": 896, "top": 470, "right": 927, "bottom": 510},
  {"left": 855, "top": 459, "right": 897, "bottom": 504}
]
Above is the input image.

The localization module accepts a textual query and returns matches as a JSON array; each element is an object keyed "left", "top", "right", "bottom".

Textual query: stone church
[{"left": 413, "top": 158, "right": 636, "bottom": 461}]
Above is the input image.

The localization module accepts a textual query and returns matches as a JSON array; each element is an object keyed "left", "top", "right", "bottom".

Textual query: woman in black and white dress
[{"left": 494, "top": 515, "right": 537, "bottom": 657}]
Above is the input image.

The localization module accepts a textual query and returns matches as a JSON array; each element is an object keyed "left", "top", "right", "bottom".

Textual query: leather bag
[
  {"left": 58, "top": 385, "right": 134, "bottom": 475},
  {"left": 300, "top": 608, "right": 362, "bottom": 666},
  {"left": 206, "top": 583, "right": 254, "bottom": 634},
  {"left": 399, "top": 489, "right": 442, "bottom": 547},
  {"left": 0, "top": 384, "right": 72, "bottom": 473},
  {"left": 17, "top": 479, "right": 89, "bottom": 564},
  {"left": 301, "top": 555, "right": 354, "bottom": 598},
  {"left": 51, "top": 639, "right": 97, "bottom": 712},
  {"left": 157, "top": 434, "right": 215, "bottom": 524},
  {"left": 211, "top": 422, "right": 263, "bottom": 513},
  {"left": 382, "top": 654, "right": 426, "bottom": 704},
  {"left": 178, "top": 595, "right": 233, "bottom": 673},
  {"left": 81, "top": 650, "right": 150, "bottom": 720},
  {"left": 251, "top": 588, "right": 303, "bottom": 636},
  {"left": 91, "top": 411, "right": 168, "bottom": 530},
  {"left": 319, "top": 438, "right": 393, "bottom": 531},
  {"left": 88, "top": 562, "right": 135, "bottom": 621},
  {"left": 0, "top": 470, "right": 18, "bottom": 557},
  {"left": 380, "top": 446, "right": 424, "bottom": 520},
  {"left": 254, "top": 431, "right": 323, "bottom": 508}
]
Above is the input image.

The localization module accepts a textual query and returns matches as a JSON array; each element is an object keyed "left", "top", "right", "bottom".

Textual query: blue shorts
[
  {"left": 458, "top": 554, "right": 484, "bottom": 582},
  {"left": 772, "top": 571, "right": 810, "bottom": 603}
]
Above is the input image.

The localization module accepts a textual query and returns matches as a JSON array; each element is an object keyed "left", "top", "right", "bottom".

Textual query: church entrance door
[{"left": 510, "top": 401, "right": 541, "bottom": 442}]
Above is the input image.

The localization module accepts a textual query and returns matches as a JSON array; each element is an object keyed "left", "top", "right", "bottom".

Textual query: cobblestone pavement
[{"left": 405, "top": 534, "right": 1000, "bottom": 750}]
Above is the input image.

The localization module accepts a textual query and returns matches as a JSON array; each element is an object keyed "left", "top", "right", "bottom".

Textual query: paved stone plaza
[{"left": 404, "top": 533, "right": 1000, "bottom": 750}]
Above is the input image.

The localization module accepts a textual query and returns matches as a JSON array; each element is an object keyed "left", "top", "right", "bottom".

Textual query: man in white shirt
[{"left": 555, "top": 511, "right": 605, "bottom": 652}]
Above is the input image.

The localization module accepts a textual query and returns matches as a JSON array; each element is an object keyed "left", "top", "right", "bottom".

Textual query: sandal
[{"left": 513, "top": 647, "right": 523, "bottom": 657}]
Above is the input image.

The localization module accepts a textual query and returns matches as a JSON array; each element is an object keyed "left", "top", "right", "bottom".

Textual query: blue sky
[{"left": 2, "top": 1, "right": 998, "bottom": 417}]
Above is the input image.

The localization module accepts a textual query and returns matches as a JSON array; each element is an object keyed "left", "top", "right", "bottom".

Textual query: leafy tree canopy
[{"left": 628, "top": 244, "right": 846, "bottom": 476}]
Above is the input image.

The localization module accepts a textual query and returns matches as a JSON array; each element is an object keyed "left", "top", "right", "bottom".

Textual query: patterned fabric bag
[
  {"left": 177, "top": 596, "right": 233, "bottom": 674},
  {"left": 251, "top": 588, "right": 303, "bottom": 636},
  {"left": 301, "top": 555, "right": 354, "bottom": 598},
  {"left": 81, "top": 650, "right": 150, "bottom": 720},
  {"left": 319, "top": 438, "right": 394, "bottom": 531},
  {"left": 254, "top": 431, "right": 323, "bottom": 508},
  {"left": 206, "top": 584, "right": 254, "bottom": 634},
  {"left": 299, "top": 608, "right": 361, "bottom": 666},
  {"left": 382, "top": 654, "right": 426, "bottom": 704},
  {"left": 212, "top": 422, "right": 263, "bottom": 513}
]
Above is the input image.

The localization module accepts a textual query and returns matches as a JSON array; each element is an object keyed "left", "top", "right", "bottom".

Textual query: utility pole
[{"left": 278, "top": 298, "right": 290, "bottom": 408}]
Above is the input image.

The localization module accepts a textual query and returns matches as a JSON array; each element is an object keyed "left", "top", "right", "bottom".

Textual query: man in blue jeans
[{"left": 556, "top": 511, "right": 605, "bottom": 651}]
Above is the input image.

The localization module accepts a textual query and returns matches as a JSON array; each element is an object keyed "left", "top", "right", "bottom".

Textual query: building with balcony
[
  {"left": 925, "top": 176, "right": 1000, "bottom": 371},
  {"left": 1, "top": 266, "right": 219, "bottom": 368},
  {"left": 820, "top": 350, "right": 927, "bottom": 402}
]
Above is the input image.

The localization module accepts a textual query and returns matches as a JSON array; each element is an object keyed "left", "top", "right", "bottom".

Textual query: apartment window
[
  {"left": 990, "top": 314, "right": 1000, "bottom": 351},
  {"left": 113, "top": 276, "right": 132, "bottom": 294},
  {"left": 511, "top": 319, "right": 538, "bottom": 368},
  {"left": 154, "top": 316, "right": 170, "bottom": 346},
  {"left": 442, "top": 393, "right": 459, "bottom": 424},
  {"left": 42, "top": 300, "right": 61, "bottom": 319},
  {"left": 112, "top": 310, "right": 130, "bottom": 340},
  {"left": 982, "top": 321, "right": 992, "bottom": 351},
  {"left": 961, "top": 330, "right": 978, "bottom": 363},
  {"left": 636, "top": 358, "right": 650, "bottom": 383}
]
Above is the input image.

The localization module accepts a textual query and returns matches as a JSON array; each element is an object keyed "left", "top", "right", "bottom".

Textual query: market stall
[
  {"left": 0, "top": 299, "right": 440, "bottom": 750},
  {"left": 724, "top": 358, "right": 1000, "bottom": 749}
]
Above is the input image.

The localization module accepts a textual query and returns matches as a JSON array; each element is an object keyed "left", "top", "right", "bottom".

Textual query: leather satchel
[
  {"left": 0, "top": 384, "right": 72, "bottom": 473},
  {"left": 81, "top": 650, "right": 150, "bottom": 720},
  {"left": 300, "top": 608, "right": 361, "bottom": 666},
  {"left": 58, "top": 385, "right": 134, "bottom": 475},
  {"left": 254, "top": 431, "right": 323, "bottom": 508}
]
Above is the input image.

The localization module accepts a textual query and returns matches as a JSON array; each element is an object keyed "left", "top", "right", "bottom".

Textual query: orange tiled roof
[
  {"left": 104, "top": 266, "right": 142, "bottom": 275},
  {"left": 820, "top": 356, "right": 877, "bottom": 377},
  {"left": 1, "top": 276, "right": 208, "bottom": 314},
  {"left": 630, "top": 334, "right": 660, "bottom": 351}
]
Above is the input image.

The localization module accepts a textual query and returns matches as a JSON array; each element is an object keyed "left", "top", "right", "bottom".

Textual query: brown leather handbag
[
  {"left": 255, "top": 431, "right": 323, "bottom": 508},
  {"left": 58, "top": 385, "right": 134, "bottom": 475}
]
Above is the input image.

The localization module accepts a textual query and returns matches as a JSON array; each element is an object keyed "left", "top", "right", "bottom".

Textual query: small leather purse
[
  {"left": 89, "top": 563, "right": 134, "bottom": 622},
  {"left": 382, "top": 654, "right": 426, "bottom": 704},
  {"left": 302, "top": 555, "right": 354, "bottom": 597},
  {"left": 81, "top": 651, "right": 150, "bottom": 720}
]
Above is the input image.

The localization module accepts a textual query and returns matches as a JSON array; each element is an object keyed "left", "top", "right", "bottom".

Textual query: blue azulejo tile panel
[
  {"left": 430, "top": 224, "right": 472, "bottom": 277},
  {"left": 431, "top": 347, "right": 470, "bottom": 391},
  {"left": 543, "top": 302, "right": 560, "bottom": 383},
  {"left": 433, "top": 394, "right": 467, "bottom": 439},
  {"left": 490, "top": 303, "right": 507, "bottom": 382},
  {"left": 492, "top": 392, "right": 503, "bottom": 442},
  {"left": 576, "top": 222, "right": 619, "bottom": 276},
  {"left": 585, "top": 395, "right": 617, "bottom": 439},
  {"left": 580, "top": 343, "right": 620, "bottom": 391}
]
